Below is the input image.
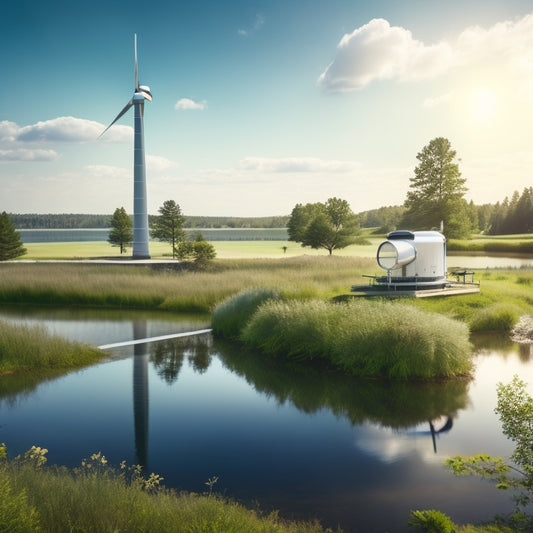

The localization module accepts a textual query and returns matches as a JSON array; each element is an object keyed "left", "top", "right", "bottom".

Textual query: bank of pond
[
  {"left": 1, "top": 260, "right": 533, "bottom": 532},
  {"left": 1, "top": 304, "right": 533, "bottom": 532}
]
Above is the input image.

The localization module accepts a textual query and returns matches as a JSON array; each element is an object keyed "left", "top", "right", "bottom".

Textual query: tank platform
[{"left": 348, "top": 271, "right": 480, "bottom": 299}]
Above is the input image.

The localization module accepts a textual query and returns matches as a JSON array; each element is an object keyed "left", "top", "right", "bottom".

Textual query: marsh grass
[
  {"left": 239, "top": 298, "right": 472, "bottom": 379},
  {"left": 0, "top": 319, "right": 104, "bottom": 375},
  {"left": 469, "top": 303, "right": 522, "bottom": 332},
  {"left": 0, "top": 445, "right": 334, "bottom": 533},
  {"left": 0, "top": 257, "right": 373, "bottom": 313},
  {"left": 212, "top": 288, "right": 281, "bottom": 339}
]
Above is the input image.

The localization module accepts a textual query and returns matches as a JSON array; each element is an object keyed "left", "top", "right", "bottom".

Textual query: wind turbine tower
[{"left": 101, "top": 34, "right": 152, "bottom": 259}]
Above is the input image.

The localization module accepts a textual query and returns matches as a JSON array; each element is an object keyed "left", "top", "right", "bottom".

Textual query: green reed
[
  {"left": 237, "top": 297, "right": 472, "bottom": 379},
  {"left": 0, "top": 320, "right": 104, "bottom": 375},
  {"left": 0, "top": 257, "right": 373, "bottom": 313},
  {"left": 0, "top": 444, "right": 334, "bottom": 533}
]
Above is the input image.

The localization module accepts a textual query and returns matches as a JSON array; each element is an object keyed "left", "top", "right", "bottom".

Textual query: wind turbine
[{"left": 100, "top": 34, "right": 152, "bottom": 259}]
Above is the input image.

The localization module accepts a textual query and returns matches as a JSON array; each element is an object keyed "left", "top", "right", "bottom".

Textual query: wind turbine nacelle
[{"left": 136, "top": 85, "right": 152, "bottom": 101}]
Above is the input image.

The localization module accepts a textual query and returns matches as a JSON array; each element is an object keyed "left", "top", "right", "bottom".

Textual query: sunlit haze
[{"left": 1, "top": 0, "right": 532, "bottom": 217}]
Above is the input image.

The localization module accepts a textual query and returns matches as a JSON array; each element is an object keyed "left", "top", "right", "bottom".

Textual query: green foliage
[
  {"left": 0, "top": 319, "right": 105, "bottom": 375},
  {"left": 176, "top": 233, "right": 217, "bottom": 269},
  {"left": 287, "top": 198, "right": 360, "bottom": 255},
  {"left": 238, "top": 298, "right": 472, "bottom": 379},
  {"left": 0, "top": 471, "right": 41, "bottom": 533},
  {"left": 488, "top": 187, "right": 533, "bottom": 235},
  {"left": 409, "top": 510, "right": 455, "bottom": 533},
  {"left": 150, "top": 200, "right": 186, "bottom": 258},
  {"left": 0, "top": 444, "right": 334, "bottom": 533},
  {"left": 469, "top": 304, "right": 522, "bottom": 332},
  {"left": 442, "top": 376, "right": 533, "bottom": 530},
  {"left": 212, "top": 288, "right": 281, "bottom": 339},
  {"left": 401, "top": 137, "right": 471, "bottom": 239},
  {"left": 108, "top": 206, "right": 133, "bottom": 254},
  {"left": 0, "top": 212, "right": 26, "bottom": 261}
]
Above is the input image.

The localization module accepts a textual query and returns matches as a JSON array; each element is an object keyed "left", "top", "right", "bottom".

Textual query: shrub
[
  {"left": 241, "top": 299, "right": 472, "bottom": 379},
  {"left": 211, "top": 288, "right": 281, "bottom": 339},
  {"left": 469, "top": 304, "right": 522, "bottom": 332}
]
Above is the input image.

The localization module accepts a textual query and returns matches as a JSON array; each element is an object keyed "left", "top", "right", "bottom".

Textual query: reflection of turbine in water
[
  {"left": 133, "top": 321, "right": 149, "bottom": 468},
  {"left": 417, "top": 417, "right": 453, "bottom": 453}
]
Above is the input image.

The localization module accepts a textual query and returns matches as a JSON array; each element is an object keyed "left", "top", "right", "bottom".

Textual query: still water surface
[{"left": 1, "top": 308, "right": 533, "bottom": 532}]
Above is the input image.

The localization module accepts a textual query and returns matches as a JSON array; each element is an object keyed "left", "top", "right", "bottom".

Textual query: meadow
[{"left": 19, "top": 238, "right": 380, "bottom": 260}]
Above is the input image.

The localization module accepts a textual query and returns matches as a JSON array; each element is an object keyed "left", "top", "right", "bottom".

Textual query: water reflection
[
  {"left": 133, "top": 322, "right": 149, "bottom": 468},
  {"left": 214, "top": 340, "right": 470, "bottom": 450},
  {"left": 150, "top": 335, "right": 214, "bottom": 384}
]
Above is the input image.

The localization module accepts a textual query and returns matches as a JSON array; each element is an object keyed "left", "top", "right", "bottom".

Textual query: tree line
[{"left": 8, "top": 213, "right": 290, "bottom": 230}]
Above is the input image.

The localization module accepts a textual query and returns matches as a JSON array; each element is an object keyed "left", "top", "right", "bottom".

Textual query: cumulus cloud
[
  {"left": 239, "top": 156, "right": 361, "bottom": 173},
  {"left": 175, "top": 98, "right": 207, "bottom": 111},
  {"left": 0, "top": 117, "right": 132, "bottom": 144},
  {"left": 0, "top": 148, "right": 59, "bottom": 162},
  {"left": 318, "top": 13, "right": 533, "bottom": 93}
]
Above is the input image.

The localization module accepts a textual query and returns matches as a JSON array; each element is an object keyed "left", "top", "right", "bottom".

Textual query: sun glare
[{"left": 472, "top": 89, "right": 497, "bottom": 123}]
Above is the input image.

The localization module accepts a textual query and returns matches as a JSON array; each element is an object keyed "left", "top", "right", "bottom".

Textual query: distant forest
[
  {"left": 8, "top": 188, "right": 533, "bottom": 235},
  {"left": 9, "top": 213, "right": 291, "bottom": 230}
]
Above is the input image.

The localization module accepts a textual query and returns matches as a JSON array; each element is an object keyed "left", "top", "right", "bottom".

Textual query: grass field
[{"left": 20, "top": 239, "right": 382, "bottom": 260}]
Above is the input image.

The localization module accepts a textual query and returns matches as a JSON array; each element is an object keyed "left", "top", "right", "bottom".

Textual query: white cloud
[
  {"left": 174, "top": 98, "right": 207, "bottom": 111},
  {"left": 0, "top": 148, "right": 59, "bottom": 162},
  {"left": 238, "top": 13, "right": 265, "bottom": 37},
  {"left": 239, "top": 156, "right": 362, "bottom": 173},
  {"left": 146, "top": 154, "right": 178, "bottom": 172},
  {"left": 0, "top": 117, "right": 131, "bottom": 145},
  {"left": 318, "top": 13, "right": 533, "bottom": 94},
  {"left": 84, "top": 165, "right": 129, "bottom": 180},
  {"left": 318, "top": 18, "right": 452, "bottom": 92}
]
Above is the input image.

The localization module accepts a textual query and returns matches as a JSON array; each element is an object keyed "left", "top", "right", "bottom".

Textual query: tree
[
  {"left": 414, "top": 376, "right": 533, "bottom": 531},
  {"left": 108, "top": 207, "right": 133, "bottom": 254},
  {"left": 287, "top": 197, "right": 360, "bottom": 255},
  {"left": 150, "top": 200, "right": 186, "bottom": 259},
  {"left": 176, "top": 232, "right": 216, "bottom": 269},
  {"left": 0, "top": 212, "right": 26, "bottom": 261},
  {"left": 401, "top": 137, "right": 470, "bottom": 239}
]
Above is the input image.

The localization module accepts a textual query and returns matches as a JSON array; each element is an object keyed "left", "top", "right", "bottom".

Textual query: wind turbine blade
[
  {"left": 134, "top": 33, "right": 139, "bottom": 90},
  {"left": 98, "top": 100, "right": 133, "bottom": 138}
]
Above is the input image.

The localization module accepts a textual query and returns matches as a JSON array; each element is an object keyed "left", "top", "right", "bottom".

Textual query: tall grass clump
[
  {"left": 211, "top": 288, "right": 281, "bottom": 339},
  {"left": 0, "top": 320, "right": 104, "bottom": 375},
  {"left": 469, "top": 303, "right": 522, "bottom": 332},
  {"left": 0, "top": 444, "right": 334, "bottom": 533},
  {"left": 241, "top": 299, "right": 472, "bottom": 379}
]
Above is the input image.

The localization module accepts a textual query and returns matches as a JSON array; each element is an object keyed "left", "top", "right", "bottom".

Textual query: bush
[
  {"left": 211, "top": 288, "right": 281, "bottom": 339},
  {"left": 469, "top": 304, "right": 522, "bottom": 332},
  {"left": 241, "top": 299, "right": 472, "bottom": 379}
]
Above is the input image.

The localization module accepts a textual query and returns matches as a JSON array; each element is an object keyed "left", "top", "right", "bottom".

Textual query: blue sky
[{"left": 1, "top": 0, "right": 532, "bottom": 216}]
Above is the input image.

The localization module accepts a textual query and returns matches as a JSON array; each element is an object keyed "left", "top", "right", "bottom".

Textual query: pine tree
[
  {"left": 108, "top": 207, "right": 133, "bottom": 254},
  {"left": 401, "top": 137, "right": 470, "bottom": 238},
  {"left": 150, "top": 200, "right": 186, "bottom": 259},
  {"left": 0, "top": 212, "right": 27, "bottom": 261}
]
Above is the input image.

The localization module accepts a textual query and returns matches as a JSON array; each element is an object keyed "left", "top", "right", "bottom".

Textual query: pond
[{"left": 1, "top": 308, "right": 533, "bottom": 532}]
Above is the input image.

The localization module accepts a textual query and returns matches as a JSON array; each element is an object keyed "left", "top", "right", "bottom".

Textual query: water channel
[{"left": 1, "top": 304, "right": 533, "bottom": 532}]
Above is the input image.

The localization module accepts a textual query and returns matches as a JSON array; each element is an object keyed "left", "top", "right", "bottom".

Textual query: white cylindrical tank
[{"left": 376, "top": 230, "right": 446, "bottom": 287}]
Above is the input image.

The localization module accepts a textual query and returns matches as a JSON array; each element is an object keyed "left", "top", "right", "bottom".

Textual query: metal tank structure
[{"left": 376, "top": 230, "right": 447, "bottom": 289}]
